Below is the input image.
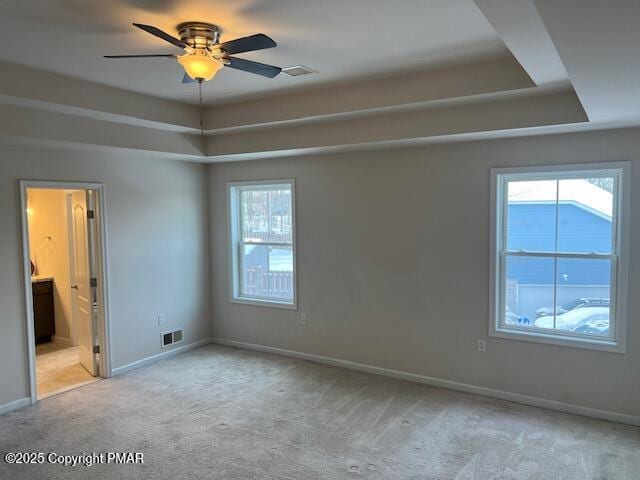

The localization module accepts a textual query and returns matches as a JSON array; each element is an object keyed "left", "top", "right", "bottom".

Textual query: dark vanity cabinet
[{"left": 33, "top": 280, "right": 55, "bottom": 344}]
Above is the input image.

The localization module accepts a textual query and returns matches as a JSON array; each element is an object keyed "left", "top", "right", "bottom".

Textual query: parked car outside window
[
  {"left": 535, "top": 298, "right": 610, "bottom": 318},
  {"left": 533, "top": 307, "right": 610, "bottom": 336}
]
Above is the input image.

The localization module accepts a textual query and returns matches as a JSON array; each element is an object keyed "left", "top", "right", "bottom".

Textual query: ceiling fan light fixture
[
  {"left": 178, "top": 51, "right": 223, "bottom": 81},
  {"left": 106, "top": 23, "right": 282, "bottom": 81}
]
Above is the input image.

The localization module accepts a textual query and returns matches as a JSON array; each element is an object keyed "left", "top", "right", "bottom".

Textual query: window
[
  {"left": 490, "top": 163, "right": 630, "bottom": 352},
  {"left": 228, "top": 180, "right": 296, "bottom": 308}
]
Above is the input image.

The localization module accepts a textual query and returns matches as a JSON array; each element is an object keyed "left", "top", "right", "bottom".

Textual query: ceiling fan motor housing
[{"left": 177, "top": 22, "right": 222, "bottom": 49}]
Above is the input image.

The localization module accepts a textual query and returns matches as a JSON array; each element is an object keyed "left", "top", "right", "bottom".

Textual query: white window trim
[
  {"left": 227, "top": 179, "right": 298, "bottom": 310},
  {"left": 489, "top": 162, "right": 631, "bottom": 353}
]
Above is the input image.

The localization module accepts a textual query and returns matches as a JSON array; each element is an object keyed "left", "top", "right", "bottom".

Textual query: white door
[{"left": 70, "top": 190, "right": 98, "bottom": 376}]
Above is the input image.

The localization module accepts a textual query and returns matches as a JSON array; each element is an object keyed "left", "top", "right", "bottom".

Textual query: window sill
[
  {"left": 490, "top": 326, "right": 625, "bottom": 353},
  {"left": 230, "top": 296, "right": 297, "bottom": 311}
]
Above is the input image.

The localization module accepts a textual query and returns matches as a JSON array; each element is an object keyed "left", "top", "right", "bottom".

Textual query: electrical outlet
[
  {"left": 157, "top": 314, "right": 166, "bottom": 326},
  {"left": 477, "top": 339, "right": 486, "bottom": 352},
  {"left": 300, "top": 314, "right": 307, "bottom": 325}
]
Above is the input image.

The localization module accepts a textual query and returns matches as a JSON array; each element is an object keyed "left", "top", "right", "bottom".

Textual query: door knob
[{"left": 71, "top": 285, "right": 78, "bottom": 290}]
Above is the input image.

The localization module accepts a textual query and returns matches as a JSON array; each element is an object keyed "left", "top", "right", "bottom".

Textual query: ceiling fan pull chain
[{"left": 199, "top": 80, "right": 204, "bottom": 138}]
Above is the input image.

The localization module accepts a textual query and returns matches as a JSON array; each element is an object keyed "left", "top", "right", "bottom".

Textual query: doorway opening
[{"left": 20, "top": 181, "right": 110, "bottom": 402}]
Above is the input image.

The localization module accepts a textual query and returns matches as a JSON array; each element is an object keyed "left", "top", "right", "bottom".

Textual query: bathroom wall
[{"left": 27, "top": 189, "right": 73, "bottom": 344}]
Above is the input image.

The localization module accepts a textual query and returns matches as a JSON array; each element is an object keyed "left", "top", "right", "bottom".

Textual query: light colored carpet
[
  {"left": 1, "top": 344, "right": 639, "bottom": 479},
  {"left": 36, "top": 342, "right": 96, "bottom": 397}
]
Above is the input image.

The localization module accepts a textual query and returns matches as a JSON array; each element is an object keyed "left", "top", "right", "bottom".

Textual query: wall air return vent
[
  {"left": 282, "top": 65, "right": 317, "bottom": 77},
  {"left": 161, "top": 329, "right": 184, "bottom": 348},
  {"left": 173, "top": 329, "right": 183, "bottom": 344}
]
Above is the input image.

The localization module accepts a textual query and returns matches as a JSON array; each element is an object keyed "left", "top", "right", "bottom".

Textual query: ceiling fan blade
[
  {"left": 104, "top": 54, "right": 176, "bottom": 58},
  {"left": 224, "top": 57, "right": 281, "bottom": 78},
  {"left": 182, "top": 73, "right": 197, "bottom": 84},
  {"left": 218, "top": 33, "right": 276, "bottom": 55},
  {"left": 133, "top": 23, "right": 189, "bottom": 50}
]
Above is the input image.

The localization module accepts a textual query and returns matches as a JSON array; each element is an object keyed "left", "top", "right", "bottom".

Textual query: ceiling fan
[{"left": 105, "top": 22, "right": 282, "bottom": 83}]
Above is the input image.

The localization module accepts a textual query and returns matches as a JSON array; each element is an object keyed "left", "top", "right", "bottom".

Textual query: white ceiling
[
  {"left": 473, "top": 0, "right": 568, "bottom": 87},
  {"left": 534, "top": 0, "right": 640, "bottom": 123},
  {"left": 0, "top": 0, "right": 507, "bottom": 105}
]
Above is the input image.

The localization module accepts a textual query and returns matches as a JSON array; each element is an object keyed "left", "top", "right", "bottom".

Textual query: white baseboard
[
  {"left": 0, "top": 397, "right": 31, "bottom": 415},
  {"left": 211, "top": 337, "right": 640, "bottom": 427},
  {"left": 52, "top": 335, "right": 73, "bottom": 347},
  {"left": 111, "top": 338, "right": 212, "bottom": 376}
]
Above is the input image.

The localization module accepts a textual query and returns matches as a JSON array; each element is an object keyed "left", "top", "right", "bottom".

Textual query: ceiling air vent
[
  {"left": 282, "top": 65, "right": 317, "bottom": 77},
  {"left": 161, "top": 329, "right": 184, "bottom": 348}
]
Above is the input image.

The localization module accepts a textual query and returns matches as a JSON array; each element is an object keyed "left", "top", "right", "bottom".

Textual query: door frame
[{"left": 19, "top": 180, "right": 113, "bottom": 403}]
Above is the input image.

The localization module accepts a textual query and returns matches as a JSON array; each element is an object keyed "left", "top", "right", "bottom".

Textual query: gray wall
[
  {"left": 208, "top": 127, "right": 639, "bottom": 417},
  {"left": 0, "top": 142, "right": 211, "bottom": 406}
]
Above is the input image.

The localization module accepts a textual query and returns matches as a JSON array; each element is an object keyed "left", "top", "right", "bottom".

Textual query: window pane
[
  {"left": 240, "top": 244, "right": 294, "bottom": 301},
  {"left": 504, "top": 255, "right": 555, "bottom": 327},
  {"left": 268, "top": 246, "right": 294, "bottom": 301},
  {"left": 241, "top": 187, "right": 292, "bottom": 244},
  {"left": 506, "top": 180, "right": 557, "bottom": 252},
  {"left": 535, "top": 258, "right": 611, "bottom": 337},
  {"left": 232, "top": 182, "right": 295, "bottom": 305},
  {"left": 557, "top": 178, "right": 613, "bottom": 254},
  {"left": 269, "top": 246, "right": 293, "bottom": 273},
  {"left": 241, "top": 244, "right": 268, "bottom": 297},
  {"left": 496, "top": 168, "right": 623, "bottom": 347}
]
